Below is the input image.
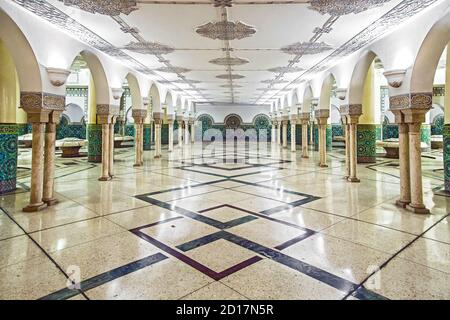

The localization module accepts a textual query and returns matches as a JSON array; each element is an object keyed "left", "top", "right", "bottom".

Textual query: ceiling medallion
[
  {"left": 267, "top": 66, "right": 305, "bottom": 73},
  {"left": 281, "top": 41, "right": 333, "bottom": 55},
  {"left": 209, "top": 56, "right": 250, "bottom": 66},
  {"left": 196, "top": 21, "right": 256, "bottom": 41},
  {"left": 123, "top": 41, "right": 175, "bottom": 55},
  {"left": 59, "top": 0, "right": 138, "bottom": 16},
  {"left": 216, "top": 74, "right": 245, "bottom": 79},
  {"left": 308, "top": 0, "right": 390, "bottom": 16},
  {"left": 155, "top": 66, "right": 191, "bottom": 74}
]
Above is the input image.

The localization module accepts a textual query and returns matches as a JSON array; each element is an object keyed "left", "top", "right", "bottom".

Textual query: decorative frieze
[
  {"left": 308, "top": 0, "right": 391, "bottom": 16},
  {"left": 314, "top": 109, "right": 330, "bottom": 119},
  {"left": 20, "top": 92, "right": 65, "bottom": 112},
  {"left": 340, "top": 104, "right": 362, "bottom": 116},
  {"left": 410, "top": 92, "right": 433, "bottom": 109},
  {"left": 97, "top": 104, "right": 120, "bottom": 116}
]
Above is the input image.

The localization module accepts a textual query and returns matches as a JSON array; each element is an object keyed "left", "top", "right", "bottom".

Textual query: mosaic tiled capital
[
  {"left": 314, "top": 109, "right": 329, "bottom": 119},
  {"left": 340, "top": 104, "right": 362, "bottom": 116},
  {"left": 20, "top": 91, "right": 65, "bottom": 113}
]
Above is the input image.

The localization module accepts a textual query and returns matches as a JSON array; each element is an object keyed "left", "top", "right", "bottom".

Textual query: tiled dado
[
  {"left": 0, "top": 124, "right": 18, "bottom": 194},
  {"left": 357, "top": 124, "right": 377, "bottom": 163},
  {"left": 143, "top": 124, "right": 151, "bottom": 150},
  {"left": 87, "top": 124, "right": 102, "bottom": 163}
]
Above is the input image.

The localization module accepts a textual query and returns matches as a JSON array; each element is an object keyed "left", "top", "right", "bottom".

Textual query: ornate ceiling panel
[
  {"left": 281, "top": 41, "right": 333, "bottom": 55},
  {"left": 195, "top": 20, "right": 257, "bottom": 40},
  {"left": 14, "top": 0, "right": 443, "bottom": 105},
  {"left": 58, "top": 0, "right": 138, "bottom": 16},
  {"left": 308, "top": 0, "right": 391, "bottom": 16}
]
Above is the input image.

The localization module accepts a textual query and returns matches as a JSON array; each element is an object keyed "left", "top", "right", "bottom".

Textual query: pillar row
[{"left": 132, "top": 109, "right": 147, "bottom": 167}]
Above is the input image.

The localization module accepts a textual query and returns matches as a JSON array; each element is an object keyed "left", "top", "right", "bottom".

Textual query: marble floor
[{"left": 1, "top": 143, "right": 449, "bottom": 300}]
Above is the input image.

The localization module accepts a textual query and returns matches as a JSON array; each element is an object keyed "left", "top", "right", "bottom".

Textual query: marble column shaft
[
  {"left": 42, "top": 119, "right": 58, "bottom": 205},
  {"left": 108, "top": 121, "right": 114, "bottom": 178},
  {"left": 301, "top": 120, "right": 309, "bottom": 158},
  {"left": 344, "top": 123, "right": 350, "bottom": 179},
  {"left": 291, "top": 123, "right": 296, "bottom": 152},
  {"left": 99, "top": 123, "right": 110, "bottom": 181},
  {"left": 23, "top": 122, "right": 46, "bottom": 212},
  {"left": 282, "top": 121, "right": 288, "bottom": 149},
  {"left": 348, "top": 119, "right": 360, "bottom": 183},
  {"left": 397, "top": 123, "right": 411, "bottom": 207},
  {"left": 168, "top": 121, "right": 174, "bottom": 152}
]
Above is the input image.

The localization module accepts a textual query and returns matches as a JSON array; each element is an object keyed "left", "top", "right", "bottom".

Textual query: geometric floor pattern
[{"left": 1, "top": 143, "right": 449, "bottom": 300}]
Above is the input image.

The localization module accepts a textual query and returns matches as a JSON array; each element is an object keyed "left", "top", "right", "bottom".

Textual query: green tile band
[
  {"left": 421, "top": 124, "right": 431, "bottom": 150},
  {"left": 143, "top": 124, "right": 151, "bottom": 150},
  {"left": 314, "top": 124, "right": 319, "bottom": 151},
  {"left": 0, "top": 124, "right": 18, "bottom": 194},
  {"left": 326, "top": 125, "right": 332, "bottom": 152},
  {"left": 87, "top": 124, "right": 102, "bottom": 163},
  {"left": 357, "top": 124, "right": 377, "bottom": 163}
]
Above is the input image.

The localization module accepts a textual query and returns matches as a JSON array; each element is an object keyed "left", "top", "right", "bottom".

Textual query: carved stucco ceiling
[{"left": 15, "top": 0, "right": 445, "bottom": 105}]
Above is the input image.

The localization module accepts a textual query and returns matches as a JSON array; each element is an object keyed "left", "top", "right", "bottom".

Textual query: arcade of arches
[{"left": 0, "top": 0, "right": 449, "bottom": 300}]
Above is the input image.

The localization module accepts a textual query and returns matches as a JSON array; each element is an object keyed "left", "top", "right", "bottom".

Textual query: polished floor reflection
[{"left": 0, "top": 143, "right": 449, "bottom": 300}]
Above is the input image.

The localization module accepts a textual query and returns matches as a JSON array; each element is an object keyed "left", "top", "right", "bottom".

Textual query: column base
[
  {"left": 133, "top": 163, "right": 143, "bottom": 167},
  {"left": 319, "top": 164, "right": 328, "bottom": 168},
  {"left": 23, "top": 202, "right": 46, "bottom": 212},
  {"left": 154, "top": 155, "right": 161, "bottom": 159},
  {"left": 406, "top": 204, "right": 430, "bottom": 214},
  {"left": 347, "top": 177, "right": 360, "bottom": 183},
  {"left": 42, "top": 198, "right": 58, "bottom": 206},
  {"left": 395, "top": 200, "right": 410, "bottom": 208},
  {"left": 301, "top": 154, "right": 309, "bottom": 159},
  {"left": 98, "top": 176, "right": 111, "bottom": 181}
]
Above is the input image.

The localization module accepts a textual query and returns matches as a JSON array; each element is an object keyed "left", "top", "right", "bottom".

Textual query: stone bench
[
  {"left": 56, "top": 138, "right": 87, "bottom": 158},
  {"left": 333, "top": 136, "right": 345, "bottom": 143},
  {"left": 431, "top": 135, "right": 443, "bottom": 149},
  {"left": 18, "top": 133, "right": 33, "bottom": 148},
  {"left": 114, "top": 135, "right": 134, "bottom": 148},
  {"left": 377, "top": 139, "right": 429, "bottom": 159}
]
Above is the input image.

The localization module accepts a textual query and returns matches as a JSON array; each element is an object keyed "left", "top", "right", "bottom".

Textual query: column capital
[
  {"left": 20, "top": 91, "right": 65, "bottom": 114},
  {"left": 132, "top": 109, "right": 147, "bottom": 124},
  {"left": 299, "top": 112, "right": 310, "bottom": 120},
  {"left": 314, "top": 109, "right": 330, "bottom": 120},
  {"left": 339, "top": 104, "right": 362, "bottom": 116},
  {"left": 97, "top": 104, "right": 120, "bottom": 116},
  {"left": 347, "top": 115, "right": 360, "bottom": 124}
]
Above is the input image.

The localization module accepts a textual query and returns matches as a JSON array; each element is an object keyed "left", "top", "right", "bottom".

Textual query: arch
[
  {"left": 164, "top": 91, "right": 174, "bottom": 114},
  {"left": 125, "top": 73, "right": 143, "bottom": 110},
  {"left": 302, "top": 85, "right": 314, "bottom": 113},
  {"left": 224, "top": 114, "right": 243, "bottom": 128},
  {"left": 410, "top": 10, "right": 450, "bottom": 94},
  {"left": 252, "top": 114, "right": 270, "bottom": 127},
  {"left": 68, "top": 50, "right": 111, "bottom": 105},
  {"left": 149, "top": 83, "right": 161, "bottom": 114},
  {"left": 63, "top": 103, "right": 84, "bottom": 123},
  {"left": 318, "top": 73, "right": 337, "bottom": 110},
  {"left": 348, "top": 50, "right": 381, "bottom": 105},
  {"left": 0, "top": 9, "right": 42, "bottom": 93},
  {"left": 291, "top": 91, "right": 299, "bottom": 108}
]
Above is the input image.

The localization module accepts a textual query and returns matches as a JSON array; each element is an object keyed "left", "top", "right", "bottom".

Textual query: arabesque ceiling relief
[{"left": 11, "top": 0, "right": 443, "bottom": 105}]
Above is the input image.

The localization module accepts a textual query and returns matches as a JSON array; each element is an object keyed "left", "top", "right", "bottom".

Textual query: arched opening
[
  {"left": 0, "top": 9, "right": 42, "bottom": 195},
  {"left": 66, "top": 51, "right": 110, "bottom": 162},
  {"left": 319, "top": 73, "right": 338, "bottom": 152},
  {"left": 349, "top": 52, "right": 389, "bottom": 163},
  {"left": 410, "top": 10, "right": 450, "bottom": 194}
]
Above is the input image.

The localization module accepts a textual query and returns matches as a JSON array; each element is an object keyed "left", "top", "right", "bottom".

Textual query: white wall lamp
[
  {"left": 142, "top": 97, "right": 150, "bottom": 107},
  {"left": 335, "top": 88, "right": 347, "bottom": 101},
  {"left": 383, "top": 69, "right": 407, "bottom": 88},
  {"left": 111, "top": 87, "right": 124, "bottom": 100},
  {"left": 46, "top": 67, "right": 71, "bottom": 87}
]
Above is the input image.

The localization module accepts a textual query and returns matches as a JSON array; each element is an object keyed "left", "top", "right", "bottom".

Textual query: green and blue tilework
[
  {"left": 357, "top": 124, "right": 377, "bottom": 163},
  {"left": 143, "top": 124, "right": 151, "bottom": 150},
  {"left": 421, "top": 124, "right": 431, "bottom": 149},
  {"left": 87, "top": 124, "right": 102, "bottom": 163},
  {"left": 0, "top": 124, "right": 18, "bottom": 194}
]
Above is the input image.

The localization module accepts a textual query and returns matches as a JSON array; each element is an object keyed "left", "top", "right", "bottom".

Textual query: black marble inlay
[{"left": 39, "top": 253, "right": 168, "bottom": 300}]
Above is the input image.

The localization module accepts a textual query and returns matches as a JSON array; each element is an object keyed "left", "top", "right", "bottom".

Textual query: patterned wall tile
[
  {"left": 357, "top": 124, "right": 377, "bottom": 163},
  {"left": 87, "top": 124, "right": 102, "bottom": 163},
  {"left": 0, "top": 124, "right": 18, "bottom": 194}
]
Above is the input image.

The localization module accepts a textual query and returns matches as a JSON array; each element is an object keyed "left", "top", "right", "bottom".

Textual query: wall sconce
[
  {"left": 142, "top": 97, "right": 150, "bottom": 106},
  {"left": 46, "top": 67, "right": 71, "bottom": 87},
  {"left": 111, "top": 88, "right": 124, "bottom": 100},
  {"left": 335, "top": 88, "right": 347, "bottom": 101},
  {"left": 383, "top": 69, "right": 407, "bottom": 88},
  {"left": 311, "top": 98, "right": 319, "bottom": 107}
]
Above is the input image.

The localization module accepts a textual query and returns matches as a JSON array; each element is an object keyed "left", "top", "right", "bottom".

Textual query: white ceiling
[{"left": 18, "top": 0, "right": 441, "bottom": 106}]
